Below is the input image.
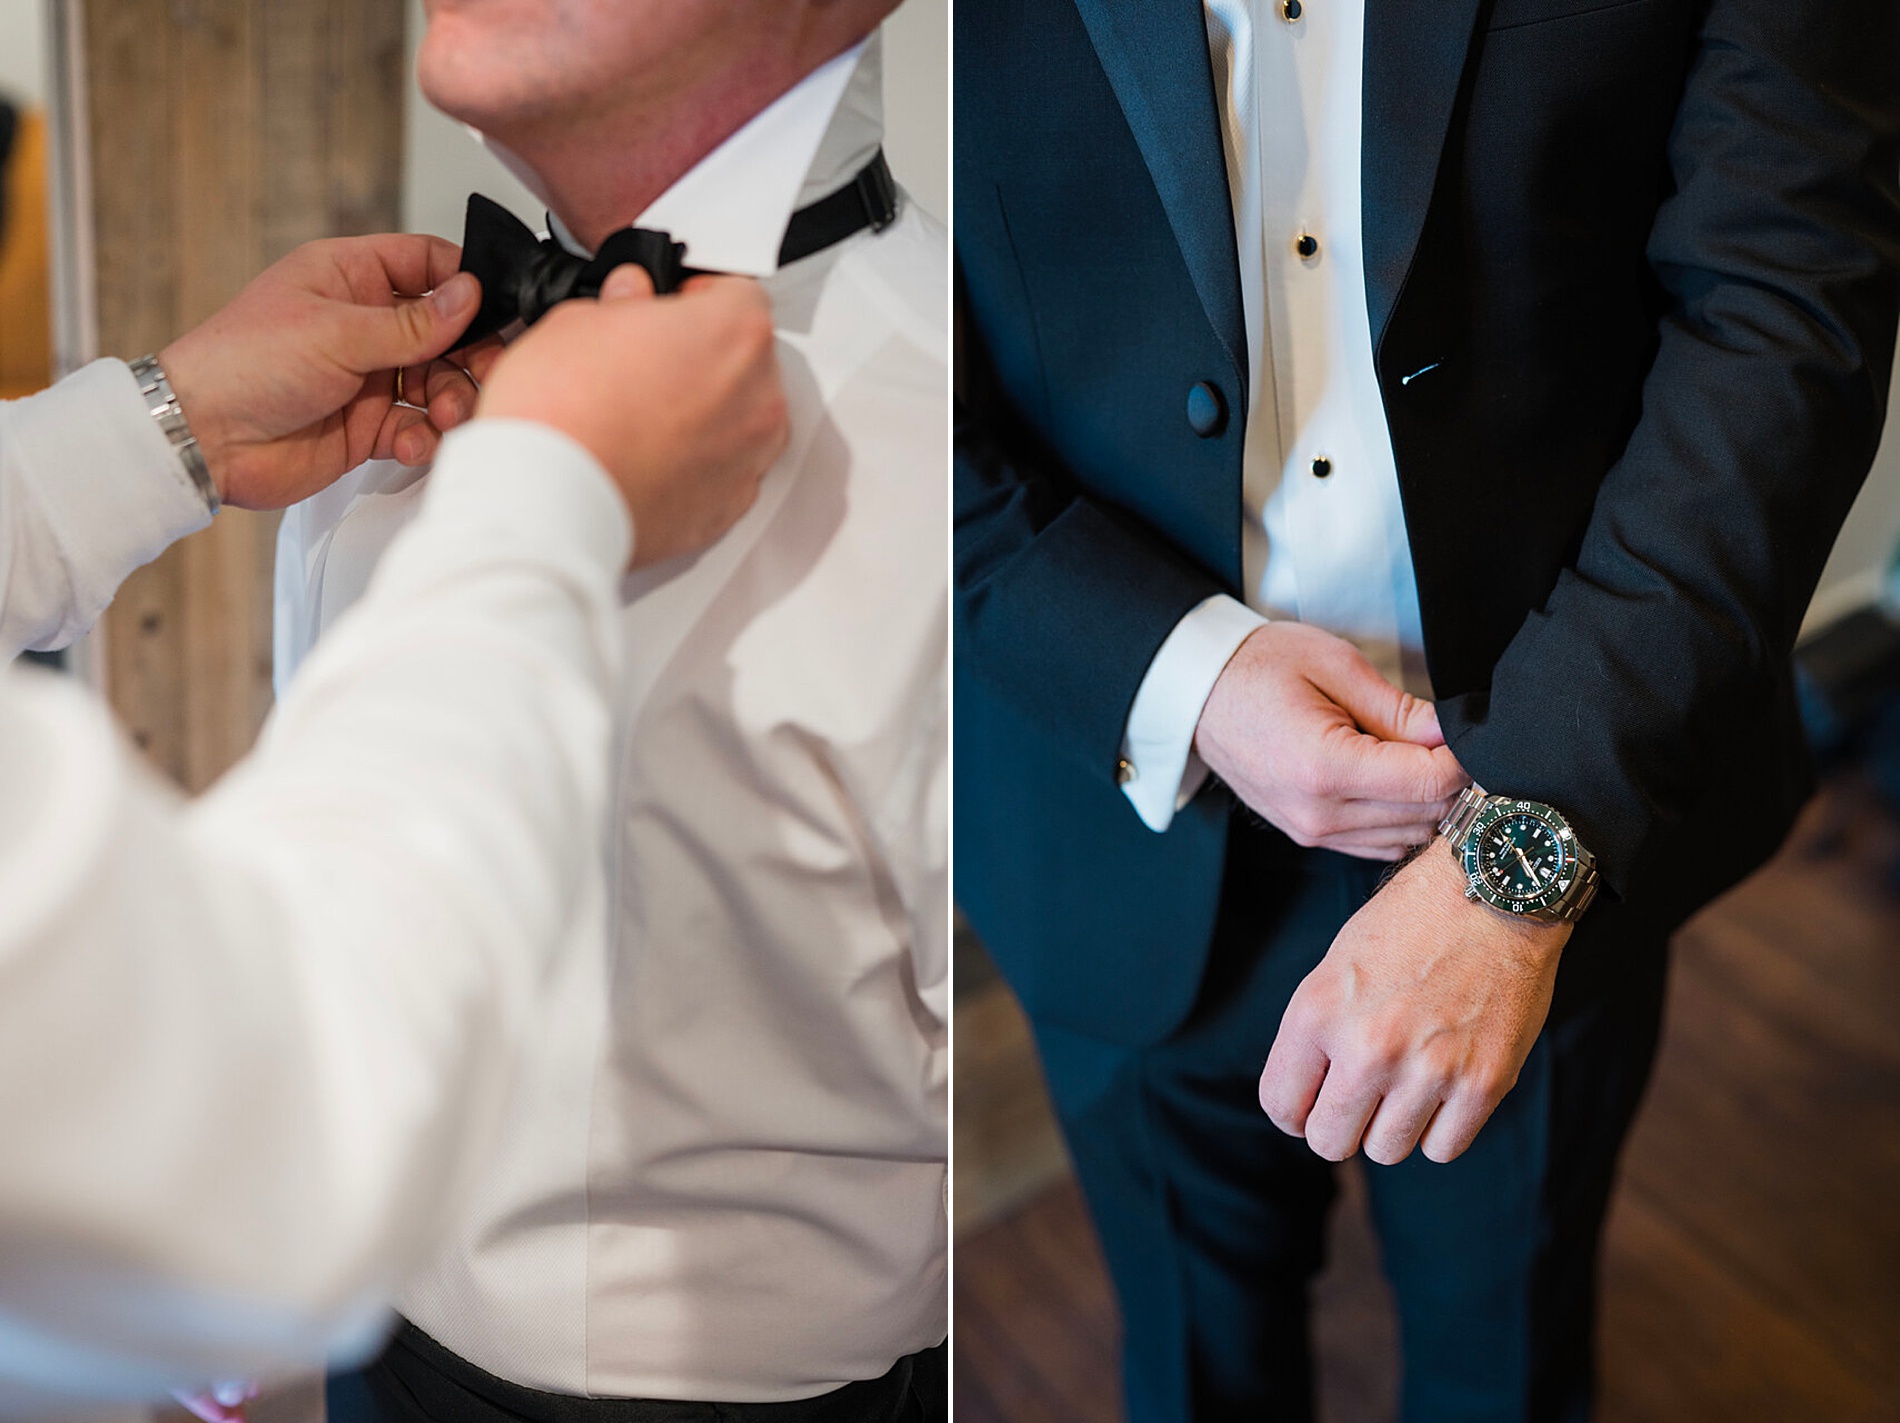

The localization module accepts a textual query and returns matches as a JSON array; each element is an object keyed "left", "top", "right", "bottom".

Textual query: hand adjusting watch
[{"left": 1437, "top": 785, "right": 1600, "bottom": 923}]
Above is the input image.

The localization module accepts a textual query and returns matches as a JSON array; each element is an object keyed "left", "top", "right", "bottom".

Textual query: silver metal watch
[
  {"left": 1438, "top": 784, "right": 1600, "bottom": 923},
  {"left": 128, "top": 354, "right": 220, "bottom": 514}
]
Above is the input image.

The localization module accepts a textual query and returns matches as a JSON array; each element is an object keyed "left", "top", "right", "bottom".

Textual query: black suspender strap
[{"left": 776, "top": 149, "right": 900, "bottom": 269}]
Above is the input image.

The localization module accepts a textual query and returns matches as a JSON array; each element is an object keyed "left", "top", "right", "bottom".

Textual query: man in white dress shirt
[
  {"left": 0, "top": 230, "right": 785, "bottom": 1410},
  {"left": 280, "top": 4, "right": 948, "bottom": 1420}
]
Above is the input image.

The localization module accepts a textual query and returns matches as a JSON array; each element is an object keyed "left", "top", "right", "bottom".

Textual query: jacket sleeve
[
  {"left": 954, "top": 270, "right": 1226, "bottom": 788},
  {"left": 1437, "top": 0, "right": 1900, "bottom": 897}
]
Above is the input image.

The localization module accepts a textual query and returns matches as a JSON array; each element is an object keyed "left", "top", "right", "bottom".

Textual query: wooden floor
[{"left": 954, "top": 777, "right": 1900, "bottom": 1422}]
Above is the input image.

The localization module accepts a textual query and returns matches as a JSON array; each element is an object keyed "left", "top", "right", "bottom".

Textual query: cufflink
[{"left": 1117, "top": 759, "right": 1137, "bottom": 786}]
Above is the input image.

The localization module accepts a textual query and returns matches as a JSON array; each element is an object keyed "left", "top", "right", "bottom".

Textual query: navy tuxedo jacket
[{"left": 954, "top": 0, "right": 1900, "bottom": 1046}]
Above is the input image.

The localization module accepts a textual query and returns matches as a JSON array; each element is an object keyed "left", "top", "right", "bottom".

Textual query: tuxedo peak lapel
[
  {"left": 1070, "top": 0, "right": 1248, "bottom": 389},
  {"left": 1362, "top": 0, "right": 1486, "bottom": 350}
]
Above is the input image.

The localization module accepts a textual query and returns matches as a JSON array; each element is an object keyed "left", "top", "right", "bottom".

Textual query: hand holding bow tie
[
  {"left": 478, "top": 264, "right": 789, "bottom": 569},
  {"left": 160, "top": 233, "right": 491, "bottom": 509}
]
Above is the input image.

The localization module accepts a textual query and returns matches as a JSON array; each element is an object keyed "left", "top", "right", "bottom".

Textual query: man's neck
[{"left": 503, "top": 43, "right": 853, "bottom": 253}]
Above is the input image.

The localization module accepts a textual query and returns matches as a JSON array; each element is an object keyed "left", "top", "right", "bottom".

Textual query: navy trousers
[{"left": 1031, "top": 813, "right": 1669, "bottom": 1423}]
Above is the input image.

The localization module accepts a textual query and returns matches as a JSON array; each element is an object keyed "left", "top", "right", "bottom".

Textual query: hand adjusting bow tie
[{"left": 451, "top": 148, "right": 899, "bottom": 351}]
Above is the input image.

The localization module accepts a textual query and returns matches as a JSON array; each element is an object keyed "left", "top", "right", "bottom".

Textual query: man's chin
[{"left": 415, "top": 26, "right": 569, "bottom": 139}]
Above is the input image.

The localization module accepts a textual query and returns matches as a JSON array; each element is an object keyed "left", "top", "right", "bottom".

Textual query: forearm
[
  {"left": 0, "top": 422, "right": 627, "bottom": 1398},
  {"left": 0, "top": 360, "right": 214, "bottom": 659}
]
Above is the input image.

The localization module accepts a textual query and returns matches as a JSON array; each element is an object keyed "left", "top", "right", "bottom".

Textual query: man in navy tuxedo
[{"left": 955, "top": 1, "right": 1900, "bottom": 1418}]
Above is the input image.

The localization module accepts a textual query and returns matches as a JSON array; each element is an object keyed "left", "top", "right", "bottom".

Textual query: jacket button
[{"left": 1186, "top": 382, "right": 1227, "bottom": 437}]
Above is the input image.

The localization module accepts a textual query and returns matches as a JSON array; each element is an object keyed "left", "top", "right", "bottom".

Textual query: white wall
[
  {"left": 1808, "top": 362, "right": 1900, "bottom": 633},
  {"left": 878, "top": 0, "right": 949, "bottom": 224},
  {"left": 0, "top": 0, "right": 47, "bottom": 106},
  {"left": 401, "top": 0, "right": 947, "bottom": 241}
]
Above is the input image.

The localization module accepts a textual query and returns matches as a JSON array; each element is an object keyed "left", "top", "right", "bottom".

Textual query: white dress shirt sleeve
[
  {"left": 0, "top": 359, "right": 215, "bottom": 658},
  {"left": 1119, "top": 593, "right": 1267, "bottom": 832},
  {"left": 0, "top": 413, "right": 630, "bottom": 1409}
]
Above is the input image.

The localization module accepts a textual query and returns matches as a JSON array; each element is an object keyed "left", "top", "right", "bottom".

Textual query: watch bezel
[{"left": 1459, "top": 799, "right": 1581, "bottom": 918}]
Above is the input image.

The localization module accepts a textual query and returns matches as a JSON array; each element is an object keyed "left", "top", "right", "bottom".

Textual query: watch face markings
[
  {"left": 1463, "top": 801, "right": 1584, "bottom": 918},
  {"left": 1473, "top": 812, "right": 1570, "bottom": 902}
]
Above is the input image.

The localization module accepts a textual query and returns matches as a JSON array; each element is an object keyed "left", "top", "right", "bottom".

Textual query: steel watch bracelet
[
  {"left": 128, "top": 354, "right": 220, "bottom": 514},
  {"left": 1437, "top": 782, "right": 1489, "bottom": 846}
]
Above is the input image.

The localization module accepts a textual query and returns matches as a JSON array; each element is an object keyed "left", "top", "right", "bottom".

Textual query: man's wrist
[
  {"left": 1120, "top": 594, "right": 1267, "bottom": 831},
  {"left": 139, "top": 347, "right": 225, "bottom": 510},
  {"left": 1413, "top": 844, "right": 1571, "bottom": 955}
]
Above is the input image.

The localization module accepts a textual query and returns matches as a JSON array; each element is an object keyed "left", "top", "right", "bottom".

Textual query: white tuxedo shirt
[
  {"left": 276, "top": 35, "right": 949, "bottom": 1404},
  {"left": 0, "top": 359, "right": 631, "bottom": 1410},
  {"left": 1120, "top": 0, "right": 1430, "bottom": 831}
]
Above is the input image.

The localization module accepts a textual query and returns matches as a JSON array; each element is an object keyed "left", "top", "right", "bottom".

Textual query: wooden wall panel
[{"left": 87, "top": 0, "right": 405, "bottom": 790}]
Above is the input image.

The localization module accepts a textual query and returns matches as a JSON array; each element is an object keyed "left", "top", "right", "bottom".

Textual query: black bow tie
[{"left": 451, "top": 148, "right": 899, "bottom": 351}]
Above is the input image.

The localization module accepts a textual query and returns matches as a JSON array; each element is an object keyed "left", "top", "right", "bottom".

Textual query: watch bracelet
[
  {"left": 128, "top": 354, "right": 220, "bottom": 514},
  {"left": 1437, "top": 782, "right": 1489, "bottom": 846}
]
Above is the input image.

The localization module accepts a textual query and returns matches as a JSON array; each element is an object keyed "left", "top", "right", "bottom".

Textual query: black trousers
[
  {"left": 1032, "top": 814, "right": 1669, "bottom": 1423},
  {"left": 327, "top": 1320, "right": 947, "bottom": 1423}
]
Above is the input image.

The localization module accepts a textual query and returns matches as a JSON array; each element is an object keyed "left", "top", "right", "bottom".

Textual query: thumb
[
  {"left": 335, "top": 271, "right": 481, "bottom": 374},
  {"left": 1313, "top": 650, "right": 1445, "bottom": 747},
  {"left": 1389, "top": 694, "right": 1446, "bottom": 748},
  {"left": 600, "top": 264, "right": 657, "bottom": 302}
]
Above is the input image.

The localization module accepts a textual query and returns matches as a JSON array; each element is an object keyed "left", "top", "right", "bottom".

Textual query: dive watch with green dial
[{"left": 1438, "top": 785, "right": 1600, "bottom": 924}]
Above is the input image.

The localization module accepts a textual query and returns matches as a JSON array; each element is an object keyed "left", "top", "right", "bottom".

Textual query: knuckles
[
  {"left": 1307, "top": 1132, "right": 1356, "bottom": 1163},
  {"left": 1282, "top": 798, "right": 1341, "bottom": 847},
  {"left": 739, "top": 304, "right": 778, "bottom": 358},
  {"left": 1341, "top": 1018, "right": 1408, "bottom": 1076},
  {"left": 1415, "top": 1043, "right": 1466, "bottom": 1087},
  {"left": 1289, "top": 758, "right": 1338, "bottom": 800},
  {"left": 1362, "top": 1133, "right": 1414, "bottom": 1167},
  {"left": 1257, "top": 1090, "right": 1298, "bottom": 1134},
  {"left": 1477, "top": 1064, "right": 1519, "bottom": 1103}
]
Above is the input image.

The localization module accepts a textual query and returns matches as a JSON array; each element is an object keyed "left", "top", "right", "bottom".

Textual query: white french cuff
[
  {"left": 17, "top": 359, "right": 216, "bottom": 573},
  {"left": 1119, "top": 592, "right": 1268, "bottom": 832}
]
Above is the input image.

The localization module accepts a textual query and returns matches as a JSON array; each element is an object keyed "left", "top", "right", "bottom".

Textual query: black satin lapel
[
  {"left": 1361, "top": 0, "right": 1486, "bottom": 350},
  {"left": 1069, "top": 0, "right": 1248, "bottom": 388}
]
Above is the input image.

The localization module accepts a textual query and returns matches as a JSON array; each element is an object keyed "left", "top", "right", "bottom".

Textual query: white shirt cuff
[
  {"left": 5, "top": 359, "right": 216, "bottom": 643},
  {"left": 1119, "top": 593, "right": 1267, "bottom": 832}
]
